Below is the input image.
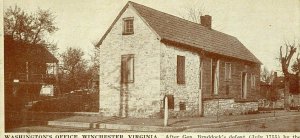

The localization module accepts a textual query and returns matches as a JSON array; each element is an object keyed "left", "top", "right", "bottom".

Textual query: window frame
[
  {"left": 225, "top": 62, "right": 232, "bottom": 81},
  {"left": 121, "top": 54, "right": 134, "bottom": 84},
  {"left": 251, "top": 74, "right": 256, "bottom": 88},
  {"left": 123, "top": 17, "right": 134, "bottom": 35}
]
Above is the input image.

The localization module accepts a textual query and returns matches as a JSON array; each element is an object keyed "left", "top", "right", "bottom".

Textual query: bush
[{"left": 30, "top": 92, "right": 99, "bottom": 112}]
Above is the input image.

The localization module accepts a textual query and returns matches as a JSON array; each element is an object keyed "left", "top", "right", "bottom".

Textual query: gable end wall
[{"left": 99, "top": 6, "right": 161, "bottom": 118}]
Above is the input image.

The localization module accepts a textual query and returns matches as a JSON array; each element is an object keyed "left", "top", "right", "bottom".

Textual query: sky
[{"left": 3, "top": 0, "right": 300, "bottom": 73}]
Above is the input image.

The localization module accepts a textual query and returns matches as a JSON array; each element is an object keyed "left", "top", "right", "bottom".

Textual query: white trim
[
  {"left": 211, "top": 59, "right": 213, "bottom": 94},
  {"left": 241, "top": 72, "right": 247, "bottom": 99},
  {"left": 214, "top": 60, "right": 220, "bottom": 95},
  {"left": 199, "top": 57, "right": 202, "bottom": 116},
  {"left": 245, "top": 73, "right": 247, "bottom": 98},
  {"left": 211, "top": 59, "right": 220, "bottom": 95}
]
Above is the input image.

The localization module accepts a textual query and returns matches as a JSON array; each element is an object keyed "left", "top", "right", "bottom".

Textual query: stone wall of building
[
  {"left": 99, "top": 6, "right": 161, "bottom": 118},
  {"left": 203, "top": 99, "right": 258, "bottom": 116},
  {"left": 160, "top": 43, "right": 201, "bottom": 117}
]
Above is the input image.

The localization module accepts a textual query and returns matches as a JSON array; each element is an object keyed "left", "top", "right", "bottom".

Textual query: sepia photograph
[{"left": 2, "top": 0, "right": 300, "bottom": 133}]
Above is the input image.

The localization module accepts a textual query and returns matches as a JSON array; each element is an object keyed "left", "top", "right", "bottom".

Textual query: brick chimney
[{"left": 200, "top": 15, "right": 212, "bottom": 29}]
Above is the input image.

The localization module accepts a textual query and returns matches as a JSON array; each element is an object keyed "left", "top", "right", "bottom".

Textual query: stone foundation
[
  {"left": 203, "top": 99, "right": 258, "bottom": 116},
  {"left": 168, "top": 110, "right": 198, "bottom": 118}
]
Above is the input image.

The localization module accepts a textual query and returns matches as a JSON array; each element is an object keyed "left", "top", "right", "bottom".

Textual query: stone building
[{"left": 96, "top": 1, "right": 261, "bottom": 118}]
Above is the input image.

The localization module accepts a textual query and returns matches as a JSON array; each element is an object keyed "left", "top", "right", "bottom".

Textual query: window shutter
[
  {"left": 121, "top": 57, "right": 128, "bottom": 83},
  {"left": 121, "top": 55, "right": 134, "bottom": 83},
  {"left": 177, "top": 56, "right": 185, "bottom": 84}
]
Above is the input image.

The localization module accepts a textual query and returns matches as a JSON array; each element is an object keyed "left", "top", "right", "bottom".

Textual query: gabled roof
[
  {"left": 97, "top": 1, "right": 261, "bottom": 64},
  {"left": 4, "top": 36, "right": 58, "bottom": 63}
]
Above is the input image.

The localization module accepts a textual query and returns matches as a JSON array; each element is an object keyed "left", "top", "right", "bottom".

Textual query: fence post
[{"left": 164, "top": 96, "right": 168, "bottom": 127}]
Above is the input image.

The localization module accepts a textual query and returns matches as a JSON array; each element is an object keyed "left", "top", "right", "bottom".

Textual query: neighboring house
[
  {"left": 97, "top": 1, "right": 261, "bottom": 118},
  {"left": 4, "top": 35, "right": 59, "bottom": 110}
]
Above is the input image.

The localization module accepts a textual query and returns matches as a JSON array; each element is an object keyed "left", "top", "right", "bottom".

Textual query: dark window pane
[{"left": 123, "top": 18, "right": 134, "bottom": 34}]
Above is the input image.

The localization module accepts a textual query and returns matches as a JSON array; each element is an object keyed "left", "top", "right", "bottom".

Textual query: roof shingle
[{"left": 4, "top": 36, "right": 58, "bottom": 63}]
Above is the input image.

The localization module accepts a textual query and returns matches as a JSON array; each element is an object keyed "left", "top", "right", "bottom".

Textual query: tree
[
  {"left": 88, "top": 46, "right": 100, "bottom": 76},
  {"left": 178, "top": 1, "right": 206, "bottom": 23},
  {"left": 60, "top": 47, "right": 89, "bottom": 92},
  {"left": 291, "top": 50, "right": 300, "bottom": 73},
  {"left": 4, "top": 5, "right": 58, "bottom": 46},
  {"left": 177, "top": 1, "right": 223, "bottom": 30},
  {"left": 279, "top": 41, "right": 297, "bottom": 110},
  {"left": 260, "top": 67, "right": 280, "bottom": 101}
]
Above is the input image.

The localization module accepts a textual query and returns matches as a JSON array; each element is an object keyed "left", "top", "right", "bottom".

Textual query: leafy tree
[
  {"left": 89, "top": 45, "right": 100, "bottom": 76},
  {"left": 60, "top": 47, "right": 89, "bottom": 92},
  {"left": 4, "top": 5, "right": 58, "bottom": 47}
]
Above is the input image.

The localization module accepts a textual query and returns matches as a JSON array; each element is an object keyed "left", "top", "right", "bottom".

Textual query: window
[
  {"left": 177, "top": 55, "right": 185, "bottom": 84},
  {"left": 164, "top": 95, "right": 174, "bottom": 109},
  {"left": 251, "top": 74, "right": 256, "bottom": 88},
  {"left": 179, "top": 102, "right": 186, "bottom": 111},
  {"left": 123, "top": 17, "right": 134, "bottom": 35},
  {"left": 225, "top": 85, "right": 229, "bottom": 95},
  {"left": 121, "top": 54, "right": 134, "bottom": 83},
  {"left": 225, "top": 62, "right": 231, "bottom": 80}
]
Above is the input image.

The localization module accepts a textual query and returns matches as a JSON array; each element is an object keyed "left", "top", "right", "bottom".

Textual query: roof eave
[
  {"left": 161, "top": 38, "right": 261, "bottom": 65},
  {"left": 95, "top": 3, "right": 130, "bottom": 47}
]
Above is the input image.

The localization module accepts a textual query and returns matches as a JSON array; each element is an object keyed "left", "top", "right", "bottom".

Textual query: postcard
[{"left": 1, "top": 0, "right": 300, "bottom": 137}]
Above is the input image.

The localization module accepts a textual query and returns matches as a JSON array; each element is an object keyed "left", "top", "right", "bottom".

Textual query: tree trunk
[{"left": 284, "top": 77, "right": 290, "bottom": 110}]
